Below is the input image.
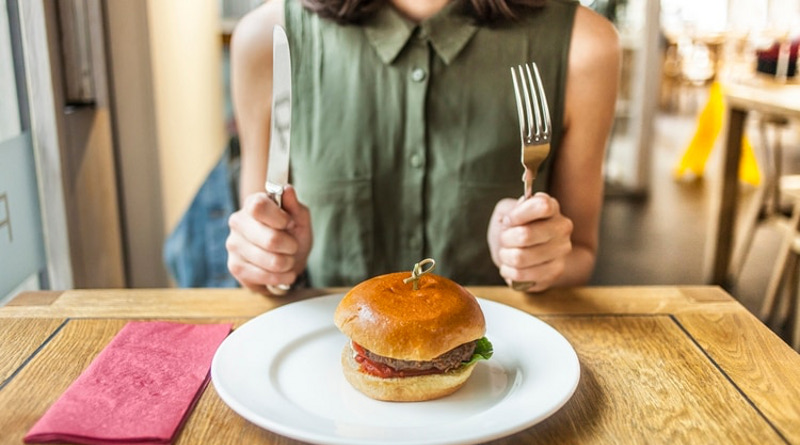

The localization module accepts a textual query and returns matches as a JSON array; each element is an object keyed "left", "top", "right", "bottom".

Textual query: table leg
[{"left": 704, "top": 106, "right": 747, "bottom": 287}]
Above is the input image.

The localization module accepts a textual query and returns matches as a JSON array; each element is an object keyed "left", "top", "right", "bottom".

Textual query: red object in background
[{"left": 757, "top": 38, "right": 799, "bottom": 77}]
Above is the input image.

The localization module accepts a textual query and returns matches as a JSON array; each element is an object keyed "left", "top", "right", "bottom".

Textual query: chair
[
  {"left": 761, "top": 198, "right": 800, "bottom": 350},
  {"left": 730, "top": 114, "right": 795, "bottom": 280},
  {"left": 730, "top": 114, "right": 800, "bottom": 350}
]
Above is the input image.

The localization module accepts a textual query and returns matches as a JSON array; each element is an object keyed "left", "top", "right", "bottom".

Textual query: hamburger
[{"left": 334, "top": 263, "right": 493, "bottom": 402}]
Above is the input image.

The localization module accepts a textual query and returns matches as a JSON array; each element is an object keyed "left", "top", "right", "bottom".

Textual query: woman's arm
[
  {"left": 226, "top": 1, "right": 312, "bottom": 293},
  {"left": 231, "top": 0, "right": 284, "bottom": 201},
  {"left": 552, "top": 6, "right": 621, "bottom": 285},
  {"left": 488, "top": 6, "right": 620, "bottom": 290}
]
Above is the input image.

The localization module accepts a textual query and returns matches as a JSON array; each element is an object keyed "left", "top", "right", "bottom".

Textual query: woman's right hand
[{"left": 226, "top": 185, "right": 312, "bottom": 294}]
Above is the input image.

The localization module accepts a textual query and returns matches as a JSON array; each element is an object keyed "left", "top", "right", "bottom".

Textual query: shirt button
[
  {"left": 410, "top": 153, "right": 423, "bottom": 168},
  {"left": 411, "top": 68, "right": 426, "bottom": 82}
]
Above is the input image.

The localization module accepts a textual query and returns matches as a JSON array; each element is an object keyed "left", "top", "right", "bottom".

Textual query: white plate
[{"left": 211, "top": 294, "right": 580, "bottom": 445}]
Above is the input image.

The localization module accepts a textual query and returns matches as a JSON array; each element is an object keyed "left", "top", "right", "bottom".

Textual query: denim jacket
[{"left": 163, "top": 138, "right": 240, "bottom": 288}]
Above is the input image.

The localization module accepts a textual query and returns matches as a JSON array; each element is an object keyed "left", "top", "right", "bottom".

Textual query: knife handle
[
  {"left": 267, "top": 284, "right": 290, "bottom": 295},
  {"left": 265, "top": 182, "right": 290, "bottom": 295},
  {"left": 266, "top": 182, "right": 284, "bottom": 208}
]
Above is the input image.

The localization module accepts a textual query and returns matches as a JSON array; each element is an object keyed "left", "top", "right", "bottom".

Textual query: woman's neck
[{"left": 389, "top": 0, "right": 450, "bottom": 22}]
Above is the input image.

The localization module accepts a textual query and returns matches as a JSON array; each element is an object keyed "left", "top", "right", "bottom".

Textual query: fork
[{"left": 510, "top": 62, "right": 551, "bottom": 291}]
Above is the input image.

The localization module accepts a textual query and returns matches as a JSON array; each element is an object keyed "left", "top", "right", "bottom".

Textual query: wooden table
[
  {"left": 1, "top": 286, "right": 799, "bottom": 444},
  {"left": 705, "top": 76, "right": 800, "bottom": 287}
]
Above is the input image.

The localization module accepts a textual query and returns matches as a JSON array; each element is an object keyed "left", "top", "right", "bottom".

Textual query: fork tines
[{"left": 510, "top": 62, "right": 551, "bottom": 145}]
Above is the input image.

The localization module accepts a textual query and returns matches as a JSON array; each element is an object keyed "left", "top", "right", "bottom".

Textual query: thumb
[{"left": 281, "top": 185, "right": 311, "bottom": 227}]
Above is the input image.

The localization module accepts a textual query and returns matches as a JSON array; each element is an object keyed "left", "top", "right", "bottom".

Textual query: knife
[{"left": 265, "top": 25, "right": 292, "bottom": 295}]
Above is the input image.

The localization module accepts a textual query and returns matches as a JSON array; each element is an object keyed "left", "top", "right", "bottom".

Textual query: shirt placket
[{"left": 401, "top": 29, "right": 431, "bottom": 264}]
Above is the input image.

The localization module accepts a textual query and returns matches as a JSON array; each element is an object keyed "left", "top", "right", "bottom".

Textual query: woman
[{"left": 226, "top": 0, "right": 620, "bottom": 293}]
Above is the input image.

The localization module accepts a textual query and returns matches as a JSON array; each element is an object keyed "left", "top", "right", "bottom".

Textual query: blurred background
[{"left": 2, "top": 0, "right": 800, "bottom": 333}]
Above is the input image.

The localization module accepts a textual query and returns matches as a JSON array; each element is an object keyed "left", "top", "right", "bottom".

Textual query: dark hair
[{"left": 299, "top": 0, "right": 547, "bottom": 25}]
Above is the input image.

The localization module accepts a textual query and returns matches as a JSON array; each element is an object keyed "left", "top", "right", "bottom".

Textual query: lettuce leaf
[{"left": 463, "top": 336, "right": 493, "bottom": 366}]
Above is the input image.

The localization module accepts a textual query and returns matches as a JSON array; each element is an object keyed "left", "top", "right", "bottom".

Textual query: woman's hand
[
  {"left": 226, "top": 185, "right": 312, "bottom": 294},
  {"left": 487, "top": 192, "right": 574, "bottom": 292}
]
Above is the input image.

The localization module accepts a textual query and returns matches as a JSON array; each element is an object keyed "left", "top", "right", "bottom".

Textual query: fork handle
[
  {"left": 511, "top": 280, "right": 536, "bottom": 292},
  {"left": 523, "top": 172, "right": 534, "bottom": 200},
  {"left": 514, "top": 170, "right": 536, "bottom": 292}
]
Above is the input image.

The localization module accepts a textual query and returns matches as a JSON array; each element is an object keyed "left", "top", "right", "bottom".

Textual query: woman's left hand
[{"left": 487, "top": 192, "right": 574, "bottom": 292}]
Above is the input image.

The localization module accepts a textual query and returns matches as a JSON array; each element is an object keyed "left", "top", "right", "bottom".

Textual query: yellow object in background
[
  {"left": 738, "top": 136, "right": 760, "bottom": 186},
  {"left": 674, "top": 81, "right": 761, "bottom": 186}
]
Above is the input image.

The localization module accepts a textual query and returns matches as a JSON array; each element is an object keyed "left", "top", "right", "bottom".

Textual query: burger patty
[{"left": 361, "top": 341, "right": 477, "bottom": 373}]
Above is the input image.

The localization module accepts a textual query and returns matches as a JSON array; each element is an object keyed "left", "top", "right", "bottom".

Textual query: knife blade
[{"left": 265, "top": 25, "right": 292, "bottom": 294}]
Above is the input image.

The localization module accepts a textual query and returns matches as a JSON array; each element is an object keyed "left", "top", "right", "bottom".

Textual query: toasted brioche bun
[
  {"left": 334, "top": 272, "right": 486, "bottom": 361},
  {"left": 341, "top": 344, "right": 478, "bottom": 402}
]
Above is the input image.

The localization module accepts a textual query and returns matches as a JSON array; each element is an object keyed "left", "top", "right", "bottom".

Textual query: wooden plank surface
[
  {"left": 0, "top": 319, "right": 126, "bottom": 443},
  {"left": 677, "top": 310, "right": 800, "bottom": 444},
  {"left": 493, "top": 316, "right": 784, "bottom": 444},
  {"left": 0, "top": 318, "right": 65, "bottom": 385},
  {"left": 0, "top": 288, "right": 330, "bottom": 319},
  {"left": 472, "top": 286, "right": 736, "bottom": 316},
  {"left": 0, "top": 314, "right": 788, "bottom": 444},
  {"left": 0, "top": 286, "right": 738, "bottom": 319},
  {"left": 1, "top": 287, "right": 795, "bottom": 445},
  {"left": 5, "top": 291, "right": 62, "bottom": 307},
  {"left": 0, "top": 318, "right": 241, "bottom": 444},
  {"left": 178, "top": 385, "right": 295, "bottom": 445}
]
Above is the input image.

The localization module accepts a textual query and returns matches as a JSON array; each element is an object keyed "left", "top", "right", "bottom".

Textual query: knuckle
[
  {"left": 547, "top": 259, "right": 566, "bottom": 280},
  {"left": 519, "top": 229, "right": 536, "bottom": 246},
  {"left": 549, "top": 197, "right": 561, "bottom": 213},
  {"left": 500, "top": 263, "right": 523, "bottom": 281},
  {"left": 227, "top": 211, "right": 241, "bottom": 229},
  {"left": 244, "top": 194, "right": 265, "bottom": 214},
  {"left": 266, "top": 254, "right": 284, "bottom": 272},
  {"left": 508, "top": 268, "right": 525, "bottom": 282},
  {"left": 505, "top": 227, "right": 530, "bottom": 247},
  {"left": 561, "top": 217, "right": 574, "bottom": 235},
  {"left": 540, "top": 198, "right": 555, "bottom": 214},
  {"left": 508, "top": 249, "right": 526, "bottom": 267},
  {"left": 560, "top": 239, "right": 573, "bottom": 256},
  {"left": 225, "top": 235, "right": 237, "bottom": 253},
  {"left": 276, "top": 255, "right": 296, "bottom": 274},
  {"left": 262, "top": 231, "right": 282, "bottom": 251},
  {"left": 227, "top": 258, "right": 245, "bottom": 277}
]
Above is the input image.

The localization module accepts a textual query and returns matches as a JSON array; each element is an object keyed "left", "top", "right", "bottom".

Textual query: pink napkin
[{"left": 25, "top": 321, "right": 232, "bottom": 445}]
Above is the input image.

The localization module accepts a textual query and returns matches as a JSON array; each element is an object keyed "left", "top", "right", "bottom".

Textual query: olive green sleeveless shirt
[{"left": 285, "top": 0, "right": 576, "bottom": 286}]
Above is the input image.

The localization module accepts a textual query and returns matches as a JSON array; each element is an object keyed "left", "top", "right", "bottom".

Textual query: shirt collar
[{"left": 363, "top": 0, "right": 478, "bottom": 65}]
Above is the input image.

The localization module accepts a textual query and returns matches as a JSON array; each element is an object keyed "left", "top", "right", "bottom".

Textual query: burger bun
[{"left": 334, "top": 272, "right": 486, "bottom": 361}]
